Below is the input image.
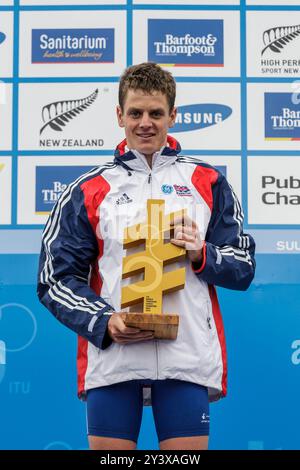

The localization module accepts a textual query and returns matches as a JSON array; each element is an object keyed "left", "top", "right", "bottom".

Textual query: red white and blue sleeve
[
  {"left": 37, "top": 178, "right": 114, "bottom": 350},
  {"left": 192, "top": 171, "right": 256, "bottom": 291}
]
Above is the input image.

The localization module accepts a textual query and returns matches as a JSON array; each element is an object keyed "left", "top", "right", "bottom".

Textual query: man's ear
[
  {"left": 116, "top": 105, "right": 124, "bottom": 127},
  {"left": 169, "top": 106, "right": 177, "bottom": 128}
]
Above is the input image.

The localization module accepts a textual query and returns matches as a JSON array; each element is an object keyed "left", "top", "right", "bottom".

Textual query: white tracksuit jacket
[{"left": 37, "top": 135, "right": 255, "bottom": 402}]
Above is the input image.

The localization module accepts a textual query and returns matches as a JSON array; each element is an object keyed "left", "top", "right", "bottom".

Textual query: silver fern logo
[
  {"left": 40, "top": 88, "right": 98, "bottom": 135},
  {"left": 262, "top": 25, "right": 300, "bottom": 56}
]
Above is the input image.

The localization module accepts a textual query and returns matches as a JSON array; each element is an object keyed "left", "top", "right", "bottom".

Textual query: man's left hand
[{"left": 170, "top": 214, "right": 204, "bottom": 264}]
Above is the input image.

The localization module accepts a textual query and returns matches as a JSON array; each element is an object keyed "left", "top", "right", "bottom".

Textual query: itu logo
[
  {"left": 0, "top": 32, "right": 6, "bottom": 45},
  {"left": 264, "top": 92, "right": 300, "bottom": 141},
  {"left": 148, "top": 19, "right": 223, "bottom": 67},
  {"left": 162, "top": 184, "right": 174, "bottom": 194},
  {"left": 172, "top": 104, "right": 232, "bottom": 133},
  {"left": 32, "top": 28, "right": 115, "bottom": 63}
]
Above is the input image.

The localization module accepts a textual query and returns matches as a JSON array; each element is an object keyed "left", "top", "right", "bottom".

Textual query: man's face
[{"left": 116, "top": 89, "right": 177, "bottom": 157}]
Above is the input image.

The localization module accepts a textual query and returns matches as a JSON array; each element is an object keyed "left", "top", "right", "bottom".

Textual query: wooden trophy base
[{"left": 120, "top": 313, "right": 179, "bottom": 340}]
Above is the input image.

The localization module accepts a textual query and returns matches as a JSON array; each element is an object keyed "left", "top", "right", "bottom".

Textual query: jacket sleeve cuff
[
  {"left": 88, "top": 307, "right": 114, "bottom": 350},
  {"left": 191, "top": 241, "right": 207, "bottom": 274},
  {"left": 99, "top": 309, "right": 114, "bottom": 350}
]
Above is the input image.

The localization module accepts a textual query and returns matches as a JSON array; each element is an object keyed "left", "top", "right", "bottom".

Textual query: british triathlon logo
[
  {"left": 32, "top": 28, "right": 115, "bottom": 63},
  {"left": 265, "top": 93, "right": 300, "bottom": 141},
  {"left": 148, "top": 19, "right": 224, "bottom": 67},
  {"left": 36, "top": 165, "right": 94, "bottom": 214},
  {"left": 0, "top": 32, "right": 6, "bottom": 45},
  {"left": 172, "top": 104, "right": 232, "bottom": 133}
]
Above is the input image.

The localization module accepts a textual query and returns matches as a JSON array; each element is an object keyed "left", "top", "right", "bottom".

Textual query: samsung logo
[
  {"left": 172, "top": 104, "right": 232, "bottom": 133},
  {"left": 0, "top": 32, "right": 6, "bottom": 45}
]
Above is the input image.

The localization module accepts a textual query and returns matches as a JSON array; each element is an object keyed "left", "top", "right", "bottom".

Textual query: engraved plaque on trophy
[{"left": 120, "top": 199, "right": 186, "bottom": 340}]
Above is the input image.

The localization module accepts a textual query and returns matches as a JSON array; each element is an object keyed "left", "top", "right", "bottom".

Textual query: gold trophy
[{"left": 120, "top": 199, "right": 186, "bottom": 340}]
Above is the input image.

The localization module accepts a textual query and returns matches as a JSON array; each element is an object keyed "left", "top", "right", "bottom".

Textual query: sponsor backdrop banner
[{"left": 0, "top": 0, "right": 299, "bottom": 451}]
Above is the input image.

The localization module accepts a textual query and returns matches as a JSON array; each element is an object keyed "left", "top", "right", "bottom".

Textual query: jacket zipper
[{"left": 147, "top": 170, "right": 158, "bottom": 379}]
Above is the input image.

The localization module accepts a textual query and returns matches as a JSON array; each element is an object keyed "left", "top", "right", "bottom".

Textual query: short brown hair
[{"left": 118, "top": 62, "right": 176, "bottom": 113}]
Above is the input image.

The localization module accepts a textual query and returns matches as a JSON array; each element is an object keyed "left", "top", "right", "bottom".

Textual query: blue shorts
[{"left": 86, "top": 379, "right": 209, "bottom": 443}]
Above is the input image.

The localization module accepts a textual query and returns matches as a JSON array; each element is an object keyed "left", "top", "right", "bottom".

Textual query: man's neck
[{"left": 145, "top": 155, "right": 153, "bottom": 169}]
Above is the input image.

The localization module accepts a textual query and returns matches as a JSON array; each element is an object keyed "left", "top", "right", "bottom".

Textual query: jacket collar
[{"left": 114, "top": 135, "right": 181, "bottom": 173}]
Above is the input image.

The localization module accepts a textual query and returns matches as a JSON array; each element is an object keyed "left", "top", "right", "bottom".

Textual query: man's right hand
[{"left": 107, "top": 313, "right": 155, "bottom": 345}]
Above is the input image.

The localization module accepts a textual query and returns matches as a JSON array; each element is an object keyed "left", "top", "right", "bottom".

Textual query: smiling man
[
  {"left": 116, "top": 88, "right": 177, "bottom": 169},
  {"left": 38, "top": 62, "right": 255, "bottom": 451}
]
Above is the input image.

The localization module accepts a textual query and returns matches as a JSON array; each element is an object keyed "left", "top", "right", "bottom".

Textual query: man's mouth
[{"left": 136, "top": 134, "right": 155, "bottom": 139}]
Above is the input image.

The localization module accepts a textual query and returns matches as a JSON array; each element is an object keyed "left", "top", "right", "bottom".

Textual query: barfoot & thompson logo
[
  {"left": 148, "top": 19, "right": 224, "bottom": 67},
  {"left": 264, "top": 92, "right": 300, "bottom": 141},
  {"left": 35, "top": 165, "right": 94, "bottom": 214},
  {"left": 32, "top": 28, "right": 115, "bottom": 63},
  {"left": 39, "top": 88, "right": 104, "bottom": 148},
  {"left": 261, "top": 24, "right": 300, "bottom": 75}
]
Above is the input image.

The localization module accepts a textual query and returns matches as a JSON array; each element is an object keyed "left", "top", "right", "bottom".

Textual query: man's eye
[
  {"left": 130, "top": 111, "right": 140, "bottom": 117},
  {"left": 152, "top": 112, "right": 163, "bottom": 117}
]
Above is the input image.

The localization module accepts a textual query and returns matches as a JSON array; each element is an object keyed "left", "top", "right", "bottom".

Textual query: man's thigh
[
  {"left": 151, "top": 379, "right": 210, "bottom": 449},
  {"left": 159, "top": 436, "right": 208, "bottom": 450},
  {"left": 88, "top": 436, "right": 137, "bottom": 450},
  {"left": 86, "top": 380, "right": 144, "bottom": 449}
]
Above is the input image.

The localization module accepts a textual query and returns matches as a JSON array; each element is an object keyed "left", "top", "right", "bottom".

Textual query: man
[{"left": 37, "top": 62, "right": 255, "bottom": 450}]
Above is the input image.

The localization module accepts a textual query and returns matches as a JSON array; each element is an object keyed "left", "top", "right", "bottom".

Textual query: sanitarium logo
[
  {"left": 260, "top": 24, "right": 300, "bottom": 75},
  {"left": 32, "top": 28, "right": 115, "bottom": 63}
]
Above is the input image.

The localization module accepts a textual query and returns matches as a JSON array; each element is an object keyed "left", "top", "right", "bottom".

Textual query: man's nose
[{"left": 139, "top": 113, "right": 152, "bottom": 127}]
